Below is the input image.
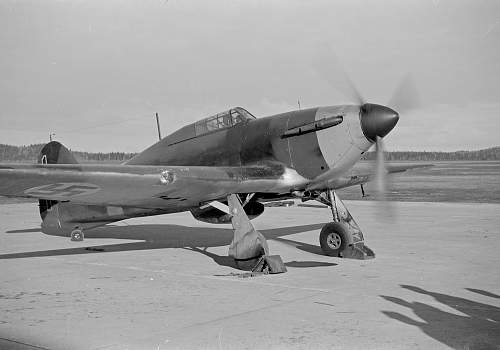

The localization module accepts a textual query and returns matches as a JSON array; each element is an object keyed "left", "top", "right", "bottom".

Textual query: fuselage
[
  {"left": 126, "top": 105, "right": 374, "bottom": 186},
  {"left": 22, "top": 104, "right": 398, "bottom": 233}
]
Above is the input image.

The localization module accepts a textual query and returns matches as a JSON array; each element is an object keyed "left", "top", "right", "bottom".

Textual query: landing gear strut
[
  {"left": 227, "top": 194, "right": 286, "bottom": 273},
  {"left": 316, "top": 189, "right": 374, "bottom": 259}
]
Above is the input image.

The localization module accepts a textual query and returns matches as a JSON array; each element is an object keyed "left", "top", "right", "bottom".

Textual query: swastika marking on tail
[{"left": 25, "top": 183, "right": 100, "bottom": 198}]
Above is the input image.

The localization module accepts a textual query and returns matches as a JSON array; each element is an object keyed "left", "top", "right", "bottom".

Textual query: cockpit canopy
[
  {"left": 164, "top": 107, "right": 256, "bottom": 146},
  {"left": 194, "top": 107, "right": 256, "bottom": 136}
]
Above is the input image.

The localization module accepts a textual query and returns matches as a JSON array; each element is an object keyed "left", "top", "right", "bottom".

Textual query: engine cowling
[{"left": 190, "top": 201, "right": 264, "bottom": 224}]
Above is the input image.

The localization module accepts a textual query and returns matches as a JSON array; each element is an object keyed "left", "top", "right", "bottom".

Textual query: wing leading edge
[
  {"left": 0, "top": 162, "right": 305, "bottom": 209},
  {"left": 311, "top": 163, "right": 433, "bottom": 190}
]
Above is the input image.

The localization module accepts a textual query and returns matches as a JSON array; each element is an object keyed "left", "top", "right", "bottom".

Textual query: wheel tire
[
  {"left": 319, "top": 222, "right": 350, "bottom": 257},
  {"left": 70, "top": 229, "right": 84, "bottom": 242}
]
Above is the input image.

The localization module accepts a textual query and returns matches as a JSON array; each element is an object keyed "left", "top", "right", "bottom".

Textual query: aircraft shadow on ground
[
  {"left": 0, "top": 223, "right": 332, "bottom": 268},
  {"left": 381, "top": 285, "right": 500, "bottom": 349},
  {"left": 7, "top": 228, "right": 42, "bottom": 233}
]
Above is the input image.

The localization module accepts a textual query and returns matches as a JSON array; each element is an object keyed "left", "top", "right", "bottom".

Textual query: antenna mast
[{"left": 155, "top": 113, "right": 162, "bottom": 141}]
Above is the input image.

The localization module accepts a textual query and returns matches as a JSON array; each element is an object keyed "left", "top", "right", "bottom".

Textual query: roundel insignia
[{"left": 24, "top": 183, "right": 100, "bottom": 198}]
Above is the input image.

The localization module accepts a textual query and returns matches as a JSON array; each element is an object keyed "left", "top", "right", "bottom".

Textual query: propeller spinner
[{"left": 360, "top": 103, "right": 399, "bottom": 142}]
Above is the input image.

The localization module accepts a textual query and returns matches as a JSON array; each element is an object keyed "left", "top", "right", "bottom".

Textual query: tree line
[
  {"left": 0, "top": 143, "right": 499, "bottom": 163},
  {"left": 361, "top": 147, "right": 500, "bottom": 161},
  {"left": 0, "top": 144, "right": 136, "bottom": 163}
]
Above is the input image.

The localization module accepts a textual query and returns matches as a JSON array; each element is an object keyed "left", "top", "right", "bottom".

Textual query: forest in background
[
  {"left": 0, "top": 143, "right": 499, "bottom": 163},
  {"left": 0, "top": 144, "right": 135, "bottom": 163},
  {"left": 361, "top": 146, "right": 500, "bottom": 161}
]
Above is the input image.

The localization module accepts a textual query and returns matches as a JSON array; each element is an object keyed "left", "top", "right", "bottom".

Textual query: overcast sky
[{"left": 1, "top": 0, "right": 499, "bottom": 152}]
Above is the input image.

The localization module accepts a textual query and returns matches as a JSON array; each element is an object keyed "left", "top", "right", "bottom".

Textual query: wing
[
  {"left": 0, "top": 163, "right": 304, "bottom": 209},
  {"left": 308, "top": 163, "right": 433, "bottom": 191}
]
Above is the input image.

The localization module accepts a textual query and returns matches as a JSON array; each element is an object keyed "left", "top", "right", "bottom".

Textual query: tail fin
[
  {"left": 38, "top": 141, "right": 78, "bottom": 165},
  {"left": 38, "top": 141, "right": 78, "bottom": 219}
]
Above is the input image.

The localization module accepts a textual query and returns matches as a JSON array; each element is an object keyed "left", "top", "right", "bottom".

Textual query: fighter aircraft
[{"left": 0, "top": 64, "right": 424, "bottom": 272}]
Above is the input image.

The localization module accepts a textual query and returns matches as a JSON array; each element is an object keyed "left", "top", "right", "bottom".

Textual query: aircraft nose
[{"left": 360, "top": 103, "right": 399, "bottom": 142}]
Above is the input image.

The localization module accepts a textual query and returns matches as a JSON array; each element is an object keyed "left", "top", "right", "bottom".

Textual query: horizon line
[{"left": 0, "top": 142, "right": 499, "bottom": 155}]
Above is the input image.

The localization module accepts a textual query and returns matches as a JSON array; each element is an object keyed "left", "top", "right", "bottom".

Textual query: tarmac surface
[{"left": 0, "top": 201, "right": 499, "bottom": 350}]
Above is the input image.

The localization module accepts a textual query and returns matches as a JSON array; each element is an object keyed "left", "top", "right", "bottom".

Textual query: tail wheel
[{"left": 319, "top": 222, "right": 350, "bottom": 257}]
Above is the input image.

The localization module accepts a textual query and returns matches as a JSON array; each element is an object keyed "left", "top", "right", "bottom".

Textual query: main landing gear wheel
[
  {"left": 70, "top": 229, "right": 84, "bottom": 242},
  {"left": 319, "top": 222, "right": 349, "bottom": 257}
]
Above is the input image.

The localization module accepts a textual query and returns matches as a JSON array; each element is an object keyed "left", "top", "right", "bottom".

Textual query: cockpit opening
[{"left": 194, "top": 107, "right": 255, "bottom": 136}]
